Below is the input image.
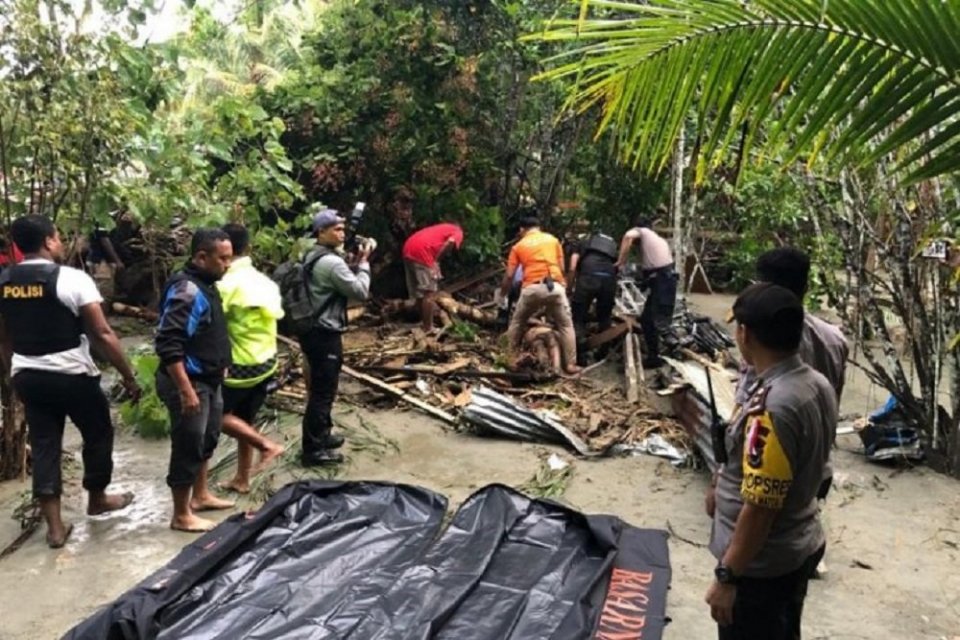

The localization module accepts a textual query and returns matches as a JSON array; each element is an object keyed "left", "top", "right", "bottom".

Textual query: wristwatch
[{"left": 714, "top": 564, "right": 738, "bottom": 585}]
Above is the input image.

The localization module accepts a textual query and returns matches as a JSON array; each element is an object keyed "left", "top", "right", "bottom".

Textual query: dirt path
[{"left": 0, "top": 295, "right": 958, "bottom": 639}]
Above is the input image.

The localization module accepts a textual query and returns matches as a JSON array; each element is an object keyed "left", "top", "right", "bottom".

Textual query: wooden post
[
  {"left": 624, "top": 331, "right": 639, "bottom": 403},
  {"left": 670, "top": 129, "right": 686, "bottom": 294}
]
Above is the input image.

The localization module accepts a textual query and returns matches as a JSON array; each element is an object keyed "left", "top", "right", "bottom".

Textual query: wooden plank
[
  {"left": 342, "top": 365, "right": 457, "bottom": 425},
  {"left": 111, "top": 302, "right": 158, "bottom": 322},
  {"left": 624, "top": 331, "right": 639, "bottom": 403},
  {"left": 586, "top": 318, "right": 635, "bottom": 349},
  {"left": 441, "top": 266, "right": 503, "bottom": 295}
]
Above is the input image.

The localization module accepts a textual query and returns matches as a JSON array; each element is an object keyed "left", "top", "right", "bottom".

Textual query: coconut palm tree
[{"left": 534, "top": 0, "right": 960, "bottom": 183}]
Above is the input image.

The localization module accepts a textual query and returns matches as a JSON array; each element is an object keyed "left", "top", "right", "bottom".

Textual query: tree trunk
[{"left": 0, "top": 365, "right": 26, "bottom": 481}]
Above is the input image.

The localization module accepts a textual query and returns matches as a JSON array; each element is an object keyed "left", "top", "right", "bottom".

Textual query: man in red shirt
[
  {"left": 402, "top": 223, "right": 464, "bottom": 332},
  {"left": 0, "top": 237, "right": 23, "bottom": 268}
]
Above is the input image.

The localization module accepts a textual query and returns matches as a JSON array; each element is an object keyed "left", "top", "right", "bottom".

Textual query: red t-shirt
[
  {"left": 0, "top": 243, "right": 23, "bottom": 266},
  {"left": 402, "top": 223, "right": 464, "bottom": 268}
]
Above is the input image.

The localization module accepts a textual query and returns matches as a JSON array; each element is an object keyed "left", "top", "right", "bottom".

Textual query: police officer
[
  {"left": 732, "top": 248, "right": 848, "bottom": 577},
  {"left": 706, "top": 283, "right": 834, "bottom": 639},
  {"left": 569, "top": 229, "right": 619, "bottom": 366},
  {"left": 155, "top": 228, "right": 234, "bottom": 533},
  {"left": 616, "top": 216, "right": 677, "bottom": 368},
  {"left": 0, "top": 215, "right": 140, "bottom": 548},
  {"left": 735, "top": 247, "right": 848, "bottom": 407}
]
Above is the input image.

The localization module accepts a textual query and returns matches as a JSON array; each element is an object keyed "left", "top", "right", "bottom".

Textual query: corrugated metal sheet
[
  {"left": 663, "top": 358, "right": 738, "bottom": 472},
  {"left": 462, "top": 386, "right": 593, "bottom": 456}
]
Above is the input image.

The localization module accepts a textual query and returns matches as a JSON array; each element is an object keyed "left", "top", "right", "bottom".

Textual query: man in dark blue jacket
[{"left": 155, "top": 228, "right": 233, "bottom": 533}]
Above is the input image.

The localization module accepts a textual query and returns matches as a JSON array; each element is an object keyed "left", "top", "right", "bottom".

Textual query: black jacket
[{"left": 155, "top": 263, "right": 231, "bottom": 384}]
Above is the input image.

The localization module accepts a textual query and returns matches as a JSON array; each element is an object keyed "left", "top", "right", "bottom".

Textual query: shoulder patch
[
  {"left": 744, "top": 383, "right": 769, "bottom": 415},
  {"left": 740, "top": 412, "right": 794, "bottom": 509}
]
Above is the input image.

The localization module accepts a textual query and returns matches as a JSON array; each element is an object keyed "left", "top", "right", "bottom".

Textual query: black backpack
[{"left": 274, "top": 247, "right": 333, "bottom": 336}]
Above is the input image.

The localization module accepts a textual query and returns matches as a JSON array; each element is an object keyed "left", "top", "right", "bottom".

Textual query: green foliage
[
  {"left": 520, "top": 453, "right": 574, "bottom": 499},
  {"left": 448, "top": 320, "right": 479, "bottom": 343},
  {"left": 535, "top": 0, "right": 960, "bottom": 184},
  {"left": 119, "top": 352, "right": 170, "bottom": 439},
  {"left": 0, "top": 0, "right": 157, "bottom": 232}
]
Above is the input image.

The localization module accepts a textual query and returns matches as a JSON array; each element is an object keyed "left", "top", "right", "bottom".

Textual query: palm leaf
[{"left": 532, "top": 0, "right": 960, "bottom": 183}]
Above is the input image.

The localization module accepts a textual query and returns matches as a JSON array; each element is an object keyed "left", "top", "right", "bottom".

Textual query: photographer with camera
[
  {"left": 298, "top": 209, "right": 372, "bottom": 467},
  {"left": 402, "top": 222, "right": 464, "bottom": 333}
]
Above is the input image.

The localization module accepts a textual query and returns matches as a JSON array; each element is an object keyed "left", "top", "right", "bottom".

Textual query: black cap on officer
[{"left": 732, "top": 282, "right": 804, "bottom": 352}]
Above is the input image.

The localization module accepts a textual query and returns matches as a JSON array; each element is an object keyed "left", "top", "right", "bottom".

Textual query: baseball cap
[
  {"left": 311, "top": 208, "right": 345, "bottom": 233},
  {"left": 730, "top": 282, "right": 804, "bottom": 350}
]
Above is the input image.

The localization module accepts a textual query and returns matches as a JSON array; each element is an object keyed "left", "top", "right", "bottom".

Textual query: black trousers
[
  {"left": 156, "top": 371, "right": 223, "bottom": 488},
  {"left": 299, "top": 328, "right": 343, "bottom": 460},
  {"left": 571, "top": 273, "right": 617, "bottom": 366},
  {"left": 640, "top": 269, "right": 678, "bottom": 359},
  {"left": 718, "top": 545, "right": 826, "bottom": 640},
  {"left": 222, "top": 378, "right": 270, "bottom": 424},
  {"left": 13, "top": 370, "right": 114, "bottom": 497}
]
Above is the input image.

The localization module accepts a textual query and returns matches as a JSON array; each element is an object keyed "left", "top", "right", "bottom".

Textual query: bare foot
[
  {"left": 219, "top": 478, "right": 251, "bottom": 495},
  {"left": 562, "top": 365, "right": 583, "bottom": 378},
  {"left": 46, "top": 523, "right": 74, "bottom": 549},
  {"left": 252, "top": 444, "right": 285, "bottom": 476},
  {"left": 87, "top": 491, "right": 135, "bottom": 516},
  {"left": 190, "top": 494, "right": 235, "bottom": 512},
  {"left": 170, "top": 514, "right": 217, "bottom": 533}
]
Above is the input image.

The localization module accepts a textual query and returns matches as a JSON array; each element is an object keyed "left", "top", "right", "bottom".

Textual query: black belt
[{"left": 642, "top": 263, "right": 675, "bottom": 277}]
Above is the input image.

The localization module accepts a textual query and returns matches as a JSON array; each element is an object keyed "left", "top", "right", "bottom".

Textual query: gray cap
[{"left": 311, "top": 208, "right": 345, "bottom": 232}]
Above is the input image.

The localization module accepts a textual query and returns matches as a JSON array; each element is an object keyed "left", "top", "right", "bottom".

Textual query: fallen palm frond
[
  {"left": 533, "top": 0, "right": 960, "bottom": 184},
  {"left": 336, "top": 413, "right": 401, "bottom": 461},
  {"left": 519, "top": 453, "right": 575, "bottom": 500},
  {"left": 234, "top": 435, "right": 344, "bottom": 508},
  {"left": 208, "top": 409, "right": 284, "bottom": 482},
  {"left": 0, "top": 492, "right": 40, "bottom": 560}
]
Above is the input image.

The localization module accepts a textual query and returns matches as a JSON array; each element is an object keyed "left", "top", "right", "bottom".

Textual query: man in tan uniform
[
  {"left": 732, "top": 249, "right": 847, "bottom": 578},
  {"left": 706, "top": 283, "right": 835, "bottom": 640}
]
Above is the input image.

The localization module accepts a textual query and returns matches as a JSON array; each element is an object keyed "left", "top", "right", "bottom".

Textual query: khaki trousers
[{"left": 507, "top": 283, "right": 576, "bottom": 368}]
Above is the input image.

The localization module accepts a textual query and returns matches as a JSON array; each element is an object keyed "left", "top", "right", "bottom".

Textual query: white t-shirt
[{"left": 10, "top": 259, "right": 103, "bottom": 377}]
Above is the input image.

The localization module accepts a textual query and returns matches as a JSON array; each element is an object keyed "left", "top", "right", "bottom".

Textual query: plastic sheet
[{"left": 65, "top": 481, "right": 670, "bottom": 640}]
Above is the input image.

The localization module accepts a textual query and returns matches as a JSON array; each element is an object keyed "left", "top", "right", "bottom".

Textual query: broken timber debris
[
  {"left": 342, "top": 366, "right": 458, "bottom": 425},
  {"left": 110, "top": 302, "right": 158, "bottom": 322},
  {"left": 355, "top": 364, "right": 553, "bottom": 383}
]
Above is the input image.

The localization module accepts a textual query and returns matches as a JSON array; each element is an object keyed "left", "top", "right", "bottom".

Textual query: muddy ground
[{"left": 1, "top": 294, "right": 959, "bottom": 640}]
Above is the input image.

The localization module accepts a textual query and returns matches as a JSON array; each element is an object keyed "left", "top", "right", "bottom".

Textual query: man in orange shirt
[{"left": 499, "top": 217, "right": 580, "bottom": 375}]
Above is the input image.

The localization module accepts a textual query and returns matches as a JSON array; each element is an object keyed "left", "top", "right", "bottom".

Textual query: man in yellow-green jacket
[{"left": 217, "top": 224, "right": 285, "bottom": 494}]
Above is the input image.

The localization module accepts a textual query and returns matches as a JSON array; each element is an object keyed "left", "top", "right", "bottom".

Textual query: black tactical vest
[
  {"left": 0, "top": 263, "right": 82, "bottom": 356},
  {"left": 581, "top": 233, "right": 618, "bottom": 260}
]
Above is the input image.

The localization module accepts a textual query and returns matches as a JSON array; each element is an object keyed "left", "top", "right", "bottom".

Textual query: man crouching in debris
[
  {"left": 500, "top": 216, "right": 581, "bottom": 376},
  {"left": 299, "top": 209, "right": 371, "bottom": 467},
  {"left": 402, "top": 222, "right": 464, "bottom": 333},
  {"left": 518, "top": 321, "right": 562, "bottom": 373},
  {"left": 705, "top": 283, "right": 835, "bottom": 639}
]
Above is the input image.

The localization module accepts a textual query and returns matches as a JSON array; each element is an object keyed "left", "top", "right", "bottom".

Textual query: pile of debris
[
  {"left": 269, "top": 325, "right": 690, "bottom": 459},
  {"left": 108, "top": 267, "right": 739, "bottom": 466}
]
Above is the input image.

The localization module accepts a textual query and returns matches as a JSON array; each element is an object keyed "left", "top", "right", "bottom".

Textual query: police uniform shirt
[
  {"left": 710, "top": 354, "right": 837, "bottom": 578},
  {"left": 7, "top": 259, "right": 102, "bottom": 377},
  {"left": 735, "top": 312, "right": 849, "bottom": 405}
]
